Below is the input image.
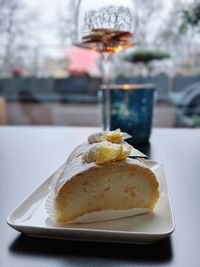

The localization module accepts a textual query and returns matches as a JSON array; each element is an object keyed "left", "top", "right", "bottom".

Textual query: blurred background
[{"left": 0, "top": 0, "right": 200, "bottom": 128}]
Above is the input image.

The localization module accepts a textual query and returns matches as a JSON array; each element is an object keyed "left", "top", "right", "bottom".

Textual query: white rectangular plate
[{"left": 7, "top": 161, "right": 175, "bottom": 244}]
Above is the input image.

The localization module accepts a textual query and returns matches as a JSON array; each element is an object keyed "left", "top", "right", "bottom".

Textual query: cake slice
[{"left": 53, "top": 131, "right": 159, "bottom": 224}]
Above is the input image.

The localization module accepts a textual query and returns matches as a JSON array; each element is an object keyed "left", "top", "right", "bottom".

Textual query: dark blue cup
[{"left": 99, "top": 84, "right": 155, "bottom": 145}]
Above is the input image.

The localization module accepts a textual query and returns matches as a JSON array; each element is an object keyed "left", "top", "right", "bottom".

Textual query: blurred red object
[
  {"left": 10, "top": 67, "right": 23, "bottom": 77},
  {"left": 65, "top": 47, "right": 100, "bottom": 77},
  {"left": 67, "top": 69, "right": 90, "bottom": 77}
]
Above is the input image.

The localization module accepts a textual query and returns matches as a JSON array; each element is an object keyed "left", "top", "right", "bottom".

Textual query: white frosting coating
[
  {"left": 47, "top": 139, "right": 155, "bottom": 224},
  {"left": 53, "top": 143, "right": 148, "bottom": 196}
]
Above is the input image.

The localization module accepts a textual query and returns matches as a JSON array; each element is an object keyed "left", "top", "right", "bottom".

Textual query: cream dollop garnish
[
  {"left": 88, "top": 129, "right": 131, "bottom": 144},
  {"left": 83, "top": 141, "right": 133, "bottom": 165}
]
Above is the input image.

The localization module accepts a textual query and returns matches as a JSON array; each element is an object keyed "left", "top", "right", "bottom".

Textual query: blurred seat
[
  {"left": 171, "top": 83, "right": 200, "bottom": 127},
  {"left": 0, "top": 96, "right": 7, "bottom": 125},
  {"left": 169, "top": 82, "right": 200, "bottom": 107}
]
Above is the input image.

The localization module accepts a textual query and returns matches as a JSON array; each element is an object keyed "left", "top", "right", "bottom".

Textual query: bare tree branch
[
  {"left": 0, "top": 0, "right": 39, "bottom": 74},
  {"left": 57, "top": 0, "right": 77, "bottom": 45}
]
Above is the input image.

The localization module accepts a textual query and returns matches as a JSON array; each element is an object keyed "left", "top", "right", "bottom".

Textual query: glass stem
[
  {"left": 102, "top": 53, "right": 111, "bottom": 130},
  {"left": 102, "top": 53, "right": 110, "bottom": 86}
]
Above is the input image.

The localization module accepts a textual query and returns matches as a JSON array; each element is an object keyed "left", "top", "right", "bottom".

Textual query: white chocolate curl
[
  {"left": 88, "top": 129, "right": 131, "bottom": 144},
  {"left": 83, "top": 141, "right": 133, "bottom": 165}
]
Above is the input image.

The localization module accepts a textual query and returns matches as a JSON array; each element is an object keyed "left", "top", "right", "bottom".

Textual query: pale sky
[
  {"left": 28, "top": 0, "right": 71, "bottom": 46},
  {"left": 27, "top": 0, "right": 193, "bottom": 47}
]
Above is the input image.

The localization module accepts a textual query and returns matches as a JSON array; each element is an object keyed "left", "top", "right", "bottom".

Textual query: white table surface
[{"left": 1, "top": 126, "right": 200, "bottom": 267}]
